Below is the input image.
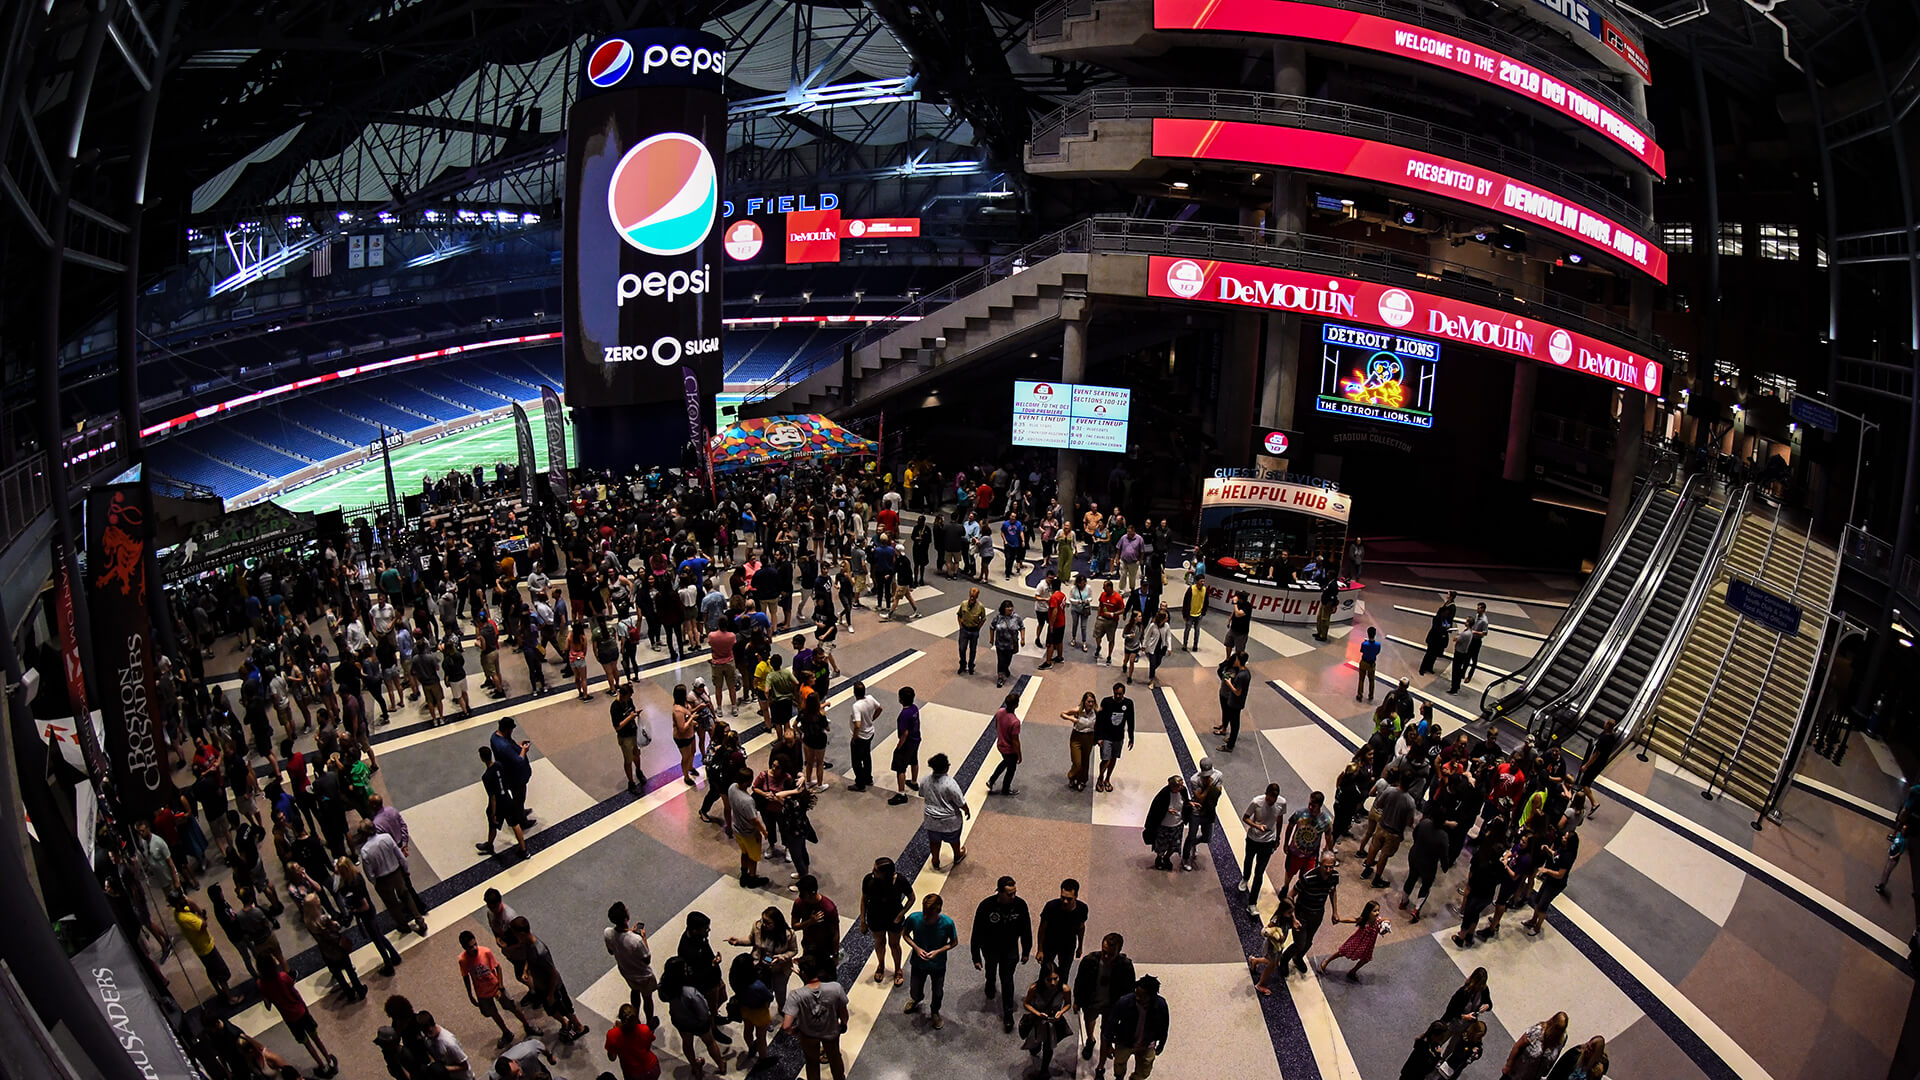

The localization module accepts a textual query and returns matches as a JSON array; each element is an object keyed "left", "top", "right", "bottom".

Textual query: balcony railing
[
  {"left": 1, "top": 418, "right": 129, "bottom": 552},
  {"left": 1030, "top": 0, "right": 1654, "bottom": 142},
  {"left": 750, "top": 214, "right": 1663, "bottom": 407},
  {"left": 1030, "top": 88, "right": 1651, "bottom": 231}
]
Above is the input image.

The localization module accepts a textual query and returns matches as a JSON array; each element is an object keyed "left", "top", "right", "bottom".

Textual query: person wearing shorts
[
  {"left": 708, "top": 625, "right": 740, "bottom": 716},
  {"left": 725, "top": 772, "right": 769, "bottom": 888},
  {"left": 459, "top": 931, "right": 536, "bottom": 1042},
  {"left": 1093, "top": 684, "right": 1135, "bottom": 794}
]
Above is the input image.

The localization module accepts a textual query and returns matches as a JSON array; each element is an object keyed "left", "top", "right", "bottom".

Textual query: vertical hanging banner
[
  {"left": 368, "top": 233, "right": 385, "bottom": 266},
  {"left": 512, "top": 401, "right": 538, "bottom": 507},
  {"left": 540, "top": 385, "right": 570, "bottom": 499},
  {"left": 347, "top": 235, "right": 366, "bottom": 269},
  {"left": 50, "top": 538, "right": 108, "bottom": 783},
  {"left": 84, "top": 482, "right": 171, "bottom": 819},
  {"left": 379, "top": 427, "right": 401, "bottom": 530}
]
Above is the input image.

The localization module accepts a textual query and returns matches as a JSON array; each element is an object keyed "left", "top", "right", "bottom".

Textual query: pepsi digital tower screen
[
  {"left": 564, "top": 28, "right": 726, "bottom": 468},
  {"left": 1313, "top": 323, "right": 1440, "bottom": 429}
]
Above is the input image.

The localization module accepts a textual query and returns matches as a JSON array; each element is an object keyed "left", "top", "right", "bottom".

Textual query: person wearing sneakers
[{"left": 888, "top": 687, "right": 923, "bottom": 806}]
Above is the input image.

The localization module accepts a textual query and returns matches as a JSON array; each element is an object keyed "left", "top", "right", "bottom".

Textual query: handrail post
[
  {"left": 1636, "top": 713, "right": 1660, "bottom": 762},
  {"left": 1702, "top": 749, "right": 1728, "bottom": 800}
]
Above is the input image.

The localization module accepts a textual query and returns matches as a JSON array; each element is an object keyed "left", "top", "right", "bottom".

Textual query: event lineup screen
[
  {"left": 1315, "top": 323, "right": 1441, "bottom": 428},
  {"left": 1011, "top": 380, "right": 1132, "bottom": 452}
]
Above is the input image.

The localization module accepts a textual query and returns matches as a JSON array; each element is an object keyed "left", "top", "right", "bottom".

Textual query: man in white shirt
[
  {"left": 527, "top": 567, "right": 550, "bottom": 596},
  {"left": 419, "top": 1010, "right": 470, "bottom": 1077},
  {"left": 1239, "top": 783, "right": 1287, "bottom": 907},
  {"left": 371, "top": 600, "right": 396, "bottom": 635},
  {"left": 847, "top": 681, "right": 883, "bottom": 792}
]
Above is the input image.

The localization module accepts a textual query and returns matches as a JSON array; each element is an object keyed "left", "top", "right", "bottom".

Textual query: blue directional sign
[
  {"left": 1790, "top": 394, "right": 1839, "bottom": 433},
  {"left": 1725, "top": 579, "right": 1803, "bottom": 637}
]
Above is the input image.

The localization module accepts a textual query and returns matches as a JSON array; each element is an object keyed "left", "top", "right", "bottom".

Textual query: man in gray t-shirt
[
  {"left": 782, "top": 956, "right": 850, "bottom": 1079},
  {"left": 920, "top": 752, "right": 971, "bottom": 871},
  {"left": 1361, "top": 775, "right": 1418, "bottom": 887}
]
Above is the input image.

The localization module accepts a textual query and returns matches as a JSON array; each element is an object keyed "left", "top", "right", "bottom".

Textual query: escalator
[
  {"left": 1567, "top": 485, "right": 1728, "bottom": 755},
  {"left": 1484, "top": 482, "right": 1681, "bottom": 736}
]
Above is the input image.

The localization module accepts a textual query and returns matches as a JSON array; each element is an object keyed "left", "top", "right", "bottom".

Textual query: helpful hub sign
[
  {"left": 1149, "top": 255, "right": 1662, "bottom": 395},
  {"left": 1152, "top": 118, "right": 1665, "bottom": 283}
]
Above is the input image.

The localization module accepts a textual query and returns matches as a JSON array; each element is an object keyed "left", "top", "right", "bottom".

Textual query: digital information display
[
  {"left": 1012, "top": 380, "right": 1132, "bottom": 453},
  {"left": 1152, "top": 0, "right": 1660, "bottom": 173},
  {"left": 1152, "top": 118, "right": 1666, "bottom": 282},
  {"left": 1315, "top": 323, "right": 1440, "bottom": 429}
]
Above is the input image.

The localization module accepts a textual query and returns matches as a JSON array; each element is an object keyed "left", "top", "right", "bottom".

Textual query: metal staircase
[
  {"left": 1649, "top": 503, "right": 1841, "bottom": 811},
  {"left": 1482, "top": 480, "right": 1683, "bottom": 739}
]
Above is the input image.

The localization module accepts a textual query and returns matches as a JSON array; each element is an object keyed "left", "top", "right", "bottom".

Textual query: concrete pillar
[
  {"left": 1606, "top": 391, "right": 1648, "bottom": 537},
  {"left": 1056, "top": 317, "right": 1087, "bottom": 516},
  {"left": 1218, "top": 312, "right": 1259, "bottom": 464},
  {"left": 1504, "top": 361, "right": 1538, "bottom": 483}
]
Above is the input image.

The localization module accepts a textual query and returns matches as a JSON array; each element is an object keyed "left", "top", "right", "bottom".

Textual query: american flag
[{"left": 311, "top": 242, "right": 333, "bottom": 277}]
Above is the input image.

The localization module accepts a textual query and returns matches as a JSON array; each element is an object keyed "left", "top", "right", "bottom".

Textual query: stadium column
[
  {"left": 1604, "top": 77, "right": 1660, "bottom": 539},
  {"left": 1503, "top": 363, "right": 1537, "bottom": 484},
  {"left": 1257, "top": 40, "right": 1309, "bottom": 469},
  {"left": 115, "top": 1, "right": 176, "bottom": 463},
  {"left": 1057, "top": 315, "right": 1088, "bottom": 516}
]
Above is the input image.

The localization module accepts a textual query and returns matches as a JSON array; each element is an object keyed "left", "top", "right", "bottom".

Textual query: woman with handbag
[{"left": 1019, "top": 964, "right": 1073, "bottom": 1076}]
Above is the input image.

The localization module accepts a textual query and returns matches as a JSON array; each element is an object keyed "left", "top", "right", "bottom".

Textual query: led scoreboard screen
[{"left": 1315, "top": 323, "right": 1440, "bottom": 429}]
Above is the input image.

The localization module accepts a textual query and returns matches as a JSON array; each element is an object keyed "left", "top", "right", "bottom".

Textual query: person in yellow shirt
[
  {"left": 172, "top": 892, "right": 243, "bottom": 1004},
  {"left": 1182, "top": 574, "right": 1210, "bottom": 651}
]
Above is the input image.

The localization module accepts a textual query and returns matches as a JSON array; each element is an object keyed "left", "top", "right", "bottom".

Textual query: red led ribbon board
[
  {"left": 1152, "top": 118, "right": 1666, "bottom": 283},
  {"left": 1153, "top": 0, "right": 1663, "bottom": 176},
  {"left": 1146, "top": 255, "right": 1662, "bottom": 394}
]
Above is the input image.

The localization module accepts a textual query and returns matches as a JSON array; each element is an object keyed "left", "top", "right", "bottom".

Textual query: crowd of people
[{"left": 69, "top": 451, "right": 1634, "bottom": 1080}]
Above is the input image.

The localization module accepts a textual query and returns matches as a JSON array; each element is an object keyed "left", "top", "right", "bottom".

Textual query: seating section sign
[{"left": 1012, "top": 380, "right": 1132, "bottom": 452}]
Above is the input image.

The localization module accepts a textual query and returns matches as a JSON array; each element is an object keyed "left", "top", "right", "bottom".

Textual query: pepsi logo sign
[
  {"left": 848, "top": 219, "right": 867, "bottom": 237},
  {"left": 1165, "top": 258, "right": 1206, "bottom": 298},
  {"left": 1642, "top": 361, "right": 1660, "bottom": 393},
  {"left": 607, "top": 132, "right": 717, "bottom": 256},
  {"left": 587, "top": 40, "right": 633, "bottom": 87},
  {"left": 1263, "top": 430, "right": 1290, "bottom": 455}
]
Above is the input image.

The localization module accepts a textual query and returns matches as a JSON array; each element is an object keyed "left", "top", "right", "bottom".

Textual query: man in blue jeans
[{"left": 1356, "top": 626, "right": 1382, "bottom": 702}]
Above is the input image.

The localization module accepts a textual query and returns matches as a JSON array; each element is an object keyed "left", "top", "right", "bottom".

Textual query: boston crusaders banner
[{"left": 84, "top": 482, "right": 172, "bottom": 819}]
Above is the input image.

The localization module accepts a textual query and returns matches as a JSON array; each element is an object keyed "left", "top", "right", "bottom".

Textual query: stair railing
[
  {"left": 1476, "top": 478, "right": 1664, "bottom": 720},
  {"left": 1677, "top": 488, "right": 1785, "bottom": 770},
  {"left": 1529, "top": 471, "right": 1705, "bottom": 742},
  {"left": 1612, "top": 482, "right": 1751, "bottom": 762}
]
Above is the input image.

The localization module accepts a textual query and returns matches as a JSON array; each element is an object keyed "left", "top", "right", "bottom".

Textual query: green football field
[{"left": 275, "top": 413, "right": 577, "bottom": 515}]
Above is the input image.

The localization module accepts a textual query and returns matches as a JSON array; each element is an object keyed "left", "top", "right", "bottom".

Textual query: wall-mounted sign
[
  {"left": 1153, "top": 0, "right": 1660, "bottom": 173},
  {"left": 1152, "top": 118, "right": 1666, "bottom": 282},
  {"left": 1146, "top": 255, "right": 1662, "bottom": 394}
]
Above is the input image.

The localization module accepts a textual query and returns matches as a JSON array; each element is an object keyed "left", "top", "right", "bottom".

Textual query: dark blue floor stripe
[
  {"left": 1789, "top": 774, "right": 1897, "bottom": 825},
  {"left": 1600, "top": 782, "right": 1911, "bottom": 973},
  {"left": 196, "top": 648, "right": 921, "bottom": 1019},
  {"left": 1265, "top": 679, "right": 1755, "bottom": 1080},
  {"left": 1150, "top": 687, "right": 1321, "bottom": 1080}
]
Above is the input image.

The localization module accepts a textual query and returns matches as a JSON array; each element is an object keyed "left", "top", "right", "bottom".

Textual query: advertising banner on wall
[
  {"left": 1152, "top": 119, "right": 1666, "bottom": 282},
  {"left": 1152, "top": 0, "right": 1661, "bottom": 173},
  {"left": 540, "top": 385, "right": 570, "bottom": 499},
  {"left": 73, "top": 927, "right": 203, "bottom": 1080},
  {"left": 84, "top": 482, "right": 172, "bottom": 820},
  {"left": 1148, "top": 255, "right": 1662, "bottom": 394},
  {"left": 564, "top": 28, "right": 726, "bottom": 408}
]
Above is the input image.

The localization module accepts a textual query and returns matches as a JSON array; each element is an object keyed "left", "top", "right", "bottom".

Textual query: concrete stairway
[
  {"left": 1648, "top": 508, "right": 1840, "bottom": 811},
  {"left": 758, "top": 252, "right": 1091, "bottom": 416}
]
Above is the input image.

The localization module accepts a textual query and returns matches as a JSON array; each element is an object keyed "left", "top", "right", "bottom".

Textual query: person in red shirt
[
  {"left": 976, "top": 482, "right": 995, "bottom": 517},
  {"left": 876, "top": 505, "right": 899, "bottom": 539},
  {"left": 1095, "top": 580, "right": 1126, "bottom": 664},
  {"left": 1039, "top": 578, "right": 1068, "bottom": 669},
  {"left": 604, "top": 1003, "right": 661, "bottom": 1080},
  {"left": 257, "top": 955, "right": 338, "bottom": 1076}
]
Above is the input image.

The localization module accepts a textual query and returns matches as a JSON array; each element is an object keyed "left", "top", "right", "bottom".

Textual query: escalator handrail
[
  {"left": 1544, "top": 469, "right": 1709, "bottom": 737},
  {"left": 1477, "top": 477, "right": 1666, "bottom": 718},
  {"left": 1612, "top": 481, "right": 1754, "bottom": 755}
]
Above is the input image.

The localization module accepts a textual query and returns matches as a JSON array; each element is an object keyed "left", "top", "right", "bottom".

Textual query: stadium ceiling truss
[{"left": 162, "top": 0, "right": 1115, "bottom": 296}]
